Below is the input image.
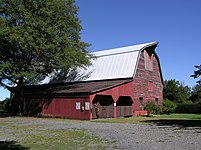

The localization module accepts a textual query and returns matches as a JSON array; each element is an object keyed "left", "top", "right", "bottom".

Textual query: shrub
[
  {"left": 176, "top": 103, "right": 201, "bottom": 114},
  {"left": 145, "top": 101, "right": 161, "bottom": 115},
  {"left": 162, "top": 99, "right": 177, "bottom": 114}
]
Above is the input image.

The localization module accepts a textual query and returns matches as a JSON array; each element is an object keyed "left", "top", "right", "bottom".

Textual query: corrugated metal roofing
[
  {"left": 82, "top": 50, "right": 139, "bottom": 81},
  {"left": 81, "top": 41, "right": 158, "bottom": 81},
  {"left": 40, "top": 41, "right": 158, "bottom": 84}
]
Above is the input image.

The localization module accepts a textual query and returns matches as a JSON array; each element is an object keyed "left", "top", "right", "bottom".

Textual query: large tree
[{"left": 0, "top": 0, "right": 91, "bottom": 114}]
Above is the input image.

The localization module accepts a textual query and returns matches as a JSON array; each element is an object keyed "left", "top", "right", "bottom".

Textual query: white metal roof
[
  {"left": 82, "top": 50, "right": 139, "bottom": 81},
  {"left": 94, "top": 42, "right": 156, "bottom": 57},
  {"left": 40, "top": 41, "right": 158, "bottom": 84},
  {"left": 81, "top": 41, "right": 158, "bottom": 81}
]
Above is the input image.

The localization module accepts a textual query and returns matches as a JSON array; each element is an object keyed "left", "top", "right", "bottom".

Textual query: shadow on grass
[
  {"left": 0, "top": 141, "right": 29, "bottom": 150},
  {"left": 0, "top": 113, "right": 10, "bottom": 117},
  {"left": 142, "top": 119, "right": 201, "bottom": 128}
]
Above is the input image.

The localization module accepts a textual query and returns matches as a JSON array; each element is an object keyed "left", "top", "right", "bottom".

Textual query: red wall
[
  {"left": 92, "top": 81, "right": 134, "bottom": 102},
  {"left": 41, "top": 97, "right": 91, "bottom": 120},
  {"left": 133, "top": 49, "right": 163, "bottom": 114}
]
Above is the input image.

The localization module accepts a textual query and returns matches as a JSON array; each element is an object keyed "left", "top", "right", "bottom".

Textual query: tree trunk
[{"left": 11, "top": 76, "right": 24, "bottom": 115}]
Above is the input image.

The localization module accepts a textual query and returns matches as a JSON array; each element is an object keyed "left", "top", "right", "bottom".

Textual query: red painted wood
[
  {"left": 133, "top": 110, "right": 148, "bottom": 116},
  {"left": 41, "top": 97, "right": 91, "bottom": 120}
]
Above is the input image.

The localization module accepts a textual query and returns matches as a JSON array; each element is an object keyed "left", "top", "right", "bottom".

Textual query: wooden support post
[{"left": 114, "top": 102, "right": 116, "bottom": 119}]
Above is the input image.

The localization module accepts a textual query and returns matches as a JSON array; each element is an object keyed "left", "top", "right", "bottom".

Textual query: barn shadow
[
  {"left": 0, "top": 141, "right": 29, "bottom": 150},
  {"left": 142, "top": 119, "right": 201, "bottom": 128}
]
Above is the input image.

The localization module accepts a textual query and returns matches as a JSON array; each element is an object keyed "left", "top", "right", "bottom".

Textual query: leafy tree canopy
[
  {"left": 163, "top": 79, "right": 191, "bottom": 103},
  {"left": 189, "top": 84, "right": 201, "bottom": 103},
  {"left": 191, "top": 65, "right": 201, "bottom": 84},
  {"left": 0, "top": 0, "right": 91, "bottom": 88}
]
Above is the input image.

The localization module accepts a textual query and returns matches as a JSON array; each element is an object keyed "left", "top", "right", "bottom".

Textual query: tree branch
[{"left": 0, "top": 80, "right": 12, "bottom": 91}]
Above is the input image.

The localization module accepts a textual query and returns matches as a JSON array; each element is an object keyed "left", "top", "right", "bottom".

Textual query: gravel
[{"left": 0, "top": 117, "right": 201, "bottom": 150}]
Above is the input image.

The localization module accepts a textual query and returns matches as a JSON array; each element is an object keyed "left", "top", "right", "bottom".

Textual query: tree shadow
[
  {"left": 0, "top": 141, "right": 29, "bottom": 150},
  {"left": 48, "top": 68, "right": 92, "bottom": 84},
  {"left": 142, "top": 119, "right": 201, "bottom": 128},
  {"left": 0, "top": 112, "right": 10, "bottom": 117}
]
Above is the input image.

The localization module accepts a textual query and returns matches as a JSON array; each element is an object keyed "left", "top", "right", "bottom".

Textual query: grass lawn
[
  {"left": 152, "top": 113, "right": 201, "bottom": 120},
  {"left": 0, "top": 119, "right": 112, "bottom": 150},
  {"left": 91, "top": 113, "right": 201, "bottom": 125}
]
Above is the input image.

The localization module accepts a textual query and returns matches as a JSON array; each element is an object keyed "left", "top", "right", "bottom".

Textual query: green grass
[
  {"left": 0, "top": 120, "right": 113, "bottom": 150},
  {"left": 153, "top": 114, "right": 201, "bottom": 120},
  {"left": 20, "top": 129, "right": 106, "bottom": 150},
  {"left": 91, "top": 114, "right": 201, "bottom": 124}
]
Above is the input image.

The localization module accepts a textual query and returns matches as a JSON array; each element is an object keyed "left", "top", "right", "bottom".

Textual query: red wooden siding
[{"left": 41, "top": 97, "right": 91, "bottom": 120}]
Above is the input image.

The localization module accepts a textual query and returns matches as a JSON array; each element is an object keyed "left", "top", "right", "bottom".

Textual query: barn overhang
[{"left": 19, "top": 78, "right": 133, "bottom": 98}]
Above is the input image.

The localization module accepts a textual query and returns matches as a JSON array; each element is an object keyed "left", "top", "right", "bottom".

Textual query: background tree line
[{"left": 163, "top": 79, "right": 201, "bottom": 114}]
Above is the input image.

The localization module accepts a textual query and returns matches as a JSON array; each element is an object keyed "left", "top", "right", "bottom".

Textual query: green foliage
[
  {"left": 145, "top": 100, "right": 177, "bottom": 115},
  {"left": 176, "top": 103, "right": 201, "bottom": 114},
  {"left": 189, "top": 84, "right": 201, "bottom": 103},
  {"left": 191, "top": 65, "right": 201, "bottom": 84},
  {"left": 162, "top": 99, "right": 177, "bottom": 114},
  {"left": 163, "top": 80, "right": 201, "bottom": 114},
  {"left": 163, "top": 79, "right": 191, "bottom": 103},
  {"left": 145, "top": 101, "right": 161, "bottom": 115},
  {"left": 0, "top": 0, "right": 91, "bottom": 115},
  {"left": 0, "top": 98, "right": 10, "bottom": 112},
  {"left": 0, "top": 0, "right": 91, "bottom": 87}
]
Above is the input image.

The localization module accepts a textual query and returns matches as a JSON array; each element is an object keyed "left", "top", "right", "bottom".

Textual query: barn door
[
  {"left": 92, "top": 95, "right": 114, "bottom": 119},
  {"left": 116, "top": 96, "right": 133, "bottom": 117}
]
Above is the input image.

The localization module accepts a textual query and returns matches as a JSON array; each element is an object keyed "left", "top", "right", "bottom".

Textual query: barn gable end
[{"left": 132, "top": 45, "right": 163, "bottom": 115}]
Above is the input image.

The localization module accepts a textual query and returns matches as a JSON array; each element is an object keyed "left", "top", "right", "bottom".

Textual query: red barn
[{"left": 12, "top": 41, "right": 163, "bottom": 120}]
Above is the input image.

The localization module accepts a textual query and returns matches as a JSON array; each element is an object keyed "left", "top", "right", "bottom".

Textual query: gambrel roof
[
  {"left": 82, "top": 41, "right": 158, "bottom": 81},
  {"left": 41, "top": 41, "right": 158, "bottom": 84}
]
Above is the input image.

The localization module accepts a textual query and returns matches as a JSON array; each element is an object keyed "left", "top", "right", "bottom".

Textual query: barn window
[
  {"left": 139, "top": 97, "right": 143, "bottom": 107},
  {"left": 76, "top": 102, "right": 81, "bottom": 110},
  {"left": 148, "top": 81, "right": 154, "bottom": 91},
  {"left": 85, "top": 102, "right": 90, "bottom": 110},
  {"left": 144, "top": 50, "right": 153, "bottom": 71},
  {"left": 155, "top": 98, "right": 159, "bottom": 105}
]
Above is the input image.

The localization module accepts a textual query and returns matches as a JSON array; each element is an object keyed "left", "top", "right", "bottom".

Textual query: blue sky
[
  {"left": 75, "top": 0, "right": 201, "bottom": 85},
  {"left": 0, "top": 0, "right": 200, "bottom": 100}
]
